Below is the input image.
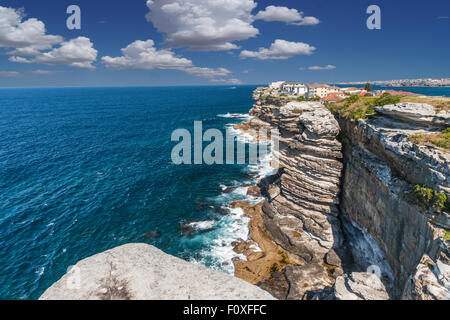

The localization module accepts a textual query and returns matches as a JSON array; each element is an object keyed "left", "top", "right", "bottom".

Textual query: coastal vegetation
[
  {"left": 409, "top": 128, "right": 450, "bottom": 151},
  {"left": 445, "top": 231, "right": 450, "bottom": 241},
  {"left": 326, "top": 93, "right": 400, "bottom": 121},
  {"left": 399, "top": 96, "right": 450, "bottom": 112},
  {"left": 413, "top": 185, "right": 448, "bottom": 212}
]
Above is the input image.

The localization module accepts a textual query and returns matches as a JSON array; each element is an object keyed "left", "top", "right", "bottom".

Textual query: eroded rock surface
[
  {"left": 338, "top": 103, "right": 450, "bottom": 299},
  {"left": 334, "top": 272, "right": 389, "bottom": 300},
  {"left": 237, "top": 100, "right": 350, "bottom": 298},
  {"left": 40, "top": 243, "right": 275, "bottom": 300}
]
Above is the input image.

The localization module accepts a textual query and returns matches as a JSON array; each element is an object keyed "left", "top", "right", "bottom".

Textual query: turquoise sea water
[
  {"left": 0, "top": 85, "right": 448, "bottom": 300},
  {"left": 0, "top": 85, "right": 277, "bottom": 299}
]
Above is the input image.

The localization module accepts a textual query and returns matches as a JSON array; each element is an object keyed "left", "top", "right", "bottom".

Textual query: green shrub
[
  {"left": 409, "top": 128, "right": 450, "bottom": 151},
  {"left": 445, "top": 231, "right": 450, "bottom": 241},
  {"left": 373, "top": 93, "right": 401, "bottom": 106},
  {"left": 270, "top": 263, "right": 279, "bottom": 273},
  {"left": 413, "top": 185, "right": 448, "bottom": 212},
  {"left": 346, "top": 95, "right": 359, "bottom": 104},
  {"left": 296, "top": 96, "right": 306, "bottom": 102}
]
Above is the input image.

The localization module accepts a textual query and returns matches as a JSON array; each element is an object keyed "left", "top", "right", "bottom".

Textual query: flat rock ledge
[{"left": 39, "top": 243, "right": 275, "bottom": 300}]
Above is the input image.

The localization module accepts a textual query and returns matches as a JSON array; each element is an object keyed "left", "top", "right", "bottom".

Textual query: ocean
[{"left": 0, "top": 85, "right": 448, "bottom": 300}]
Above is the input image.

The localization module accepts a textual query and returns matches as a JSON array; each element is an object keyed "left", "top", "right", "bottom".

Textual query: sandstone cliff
[
  {"left": 337, "top": 103, "right": 449, "bottom": 299},
  {"left": 235, "top": 93, "right": 449, "bottom": 300}
]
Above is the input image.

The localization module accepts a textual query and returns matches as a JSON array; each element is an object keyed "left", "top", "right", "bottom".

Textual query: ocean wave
[
  {"left": 193, "top": 115, "right": 274, "bottom": 274},
  {"left": 188, "top": 220, "right": 216, "bottom": 231},
  {"left": 217, "top": 113, "right": 252, "bottom": 120}
]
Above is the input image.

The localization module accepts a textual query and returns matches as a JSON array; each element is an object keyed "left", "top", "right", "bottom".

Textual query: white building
[
  {"left": 269, "top": 81, "right": 285, "bottom": 90},
  {"left": 281, "top": 82, "right": 308, "bottom": 96},
  {"left": 306, "top": 84, "right": 342, "bottom": 99}
]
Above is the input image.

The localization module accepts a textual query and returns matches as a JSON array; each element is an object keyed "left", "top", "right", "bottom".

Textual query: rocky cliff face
[
  {"left": 238, "top": 94, "right": 449, "bottom": 300},
  {"left": 236, "top": 100, "right": 357, "bottom": 299},
  {"left": 337, "top": 103, "right": 450, "bottom": 299}
]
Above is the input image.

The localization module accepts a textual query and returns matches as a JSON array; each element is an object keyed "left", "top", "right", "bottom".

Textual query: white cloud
[
  {"left": 0, "top": 6, "right": 62, "bottom": 55},
  {"left": 102, "top": 39, "right": 234, "bottom": 81},
  {"left": 305, "top": 65, "right": 336, "bottom": 70},
  {"left": 145, "top": 0, "right": 259, "bottom": 51},
  {"left": 183, "top": 66, "right": 231, "bottom": 79},
  {"left": 9, "top": 56, "right": 31, "bottom": 63},
  {"left": 33, "top": 37, "right": 97, "bottom": 69},
  {"left": 240, "top": 39, "right": 315, "bottom": 60},
  {"left": 0, "top": 6, "right": 97, "bottom": 69},
  {"left": 32, "top": 69, "right": 62, "bottom": 75},
  {"left": 211, "top": 78, "right": 243, "bottom": 84},
  {"left": 102, "top": 40, "right": 192, "bottom": 70},
  {"left": 0, "top": 71, "right": 20, "bottom": 77},
  {"left": 254, "top": 6, "right": 319, "bottom": 26}
]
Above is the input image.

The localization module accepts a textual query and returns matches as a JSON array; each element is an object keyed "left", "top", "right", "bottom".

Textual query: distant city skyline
[{"left": 0, "top": 0, "right": 449, "bottom": 87}]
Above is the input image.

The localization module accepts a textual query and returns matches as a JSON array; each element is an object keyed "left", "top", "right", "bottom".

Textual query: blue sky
[{"left": 0, "top": 0, "right": 448, "bottom": 87}]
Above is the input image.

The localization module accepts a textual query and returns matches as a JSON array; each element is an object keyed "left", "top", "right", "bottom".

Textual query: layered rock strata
[
  {"left": 235, "top": 101, "right": 353, "bottom": 299},
  {"left": 337, "top": 103, "right": 450, "bottom": 299},
  {"left": 236, "top": 95, "right": 449, "bottom": 300}
]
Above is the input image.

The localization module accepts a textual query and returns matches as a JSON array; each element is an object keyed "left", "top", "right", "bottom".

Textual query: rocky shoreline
[
  {"left": 41, "top": 89, "right": 449, "bottom": 300},
  {"left": 231, "top": 91, "right": 450, "bottom": 300}
]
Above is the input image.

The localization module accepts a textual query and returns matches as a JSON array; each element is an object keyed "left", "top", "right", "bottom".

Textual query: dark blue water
[
  {"left": 0, "top": 85, "right": 269, "bottom": 299},
  {"left": 1, "top": 84, "right": 447, "bottom": 300}
]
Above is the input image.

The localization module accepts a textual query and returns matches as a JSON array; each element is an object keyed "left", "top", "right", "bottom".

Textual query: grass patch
[
  {"left": 327, "top": 95, "right": 378, "bottom": 121},
  {"left": 292, "top": 231, "right": 301, "bottom": 238},
  {"left": 409, "top": 128, "right": 450, "bottom": 151},
  {"left": 270, "top": 263, "right": 279, "bottom": 274},
  {"left": 444, "top": 231, "right": 450, "bottom": 241},
  {"left": 291, "top": 109, "right": 303, "bottom": 114},
  {"left": 278, "top": 250, "right": 290, "bottom": 265},
  {"left": 400, "top": 96, "right": 450, "bottom": 112},
  {"left": 413, "top": 185, "right": 448, "bottom": 212}
]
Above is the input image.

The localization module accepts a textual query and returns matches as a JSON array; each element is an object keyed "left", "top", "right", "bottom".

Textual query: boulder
[
  {"left": 334, "top": 272, "right": 390, "bottom": 300},
  {"left": 401, "top": 254, "right": 450, "bottom": 300},
  {"left": 375, "top": 102, "right": 450, "bottom": 126},
  {"left": 40, "top": 244, "right": 275, "bottom": 300}
]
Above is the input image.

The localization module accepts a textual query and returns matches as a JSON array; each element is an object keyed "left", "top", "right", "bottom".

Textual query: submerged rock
[
  {"left": 142, "top": 230, "right": 161, "bottom": 241},
  {"left": 40, "top": 244, "right": 275, "bottom": 300}
]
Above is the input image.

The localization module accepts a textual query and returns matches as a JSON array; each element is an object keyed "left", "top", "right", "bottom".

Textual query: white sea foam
[
  {"left": 189, "top": 220, "right": 216, "bottom": 231},
  {"left": 193, "top": 113, "right": 275, "bottom": 274},
  {"left": 217, "top": 113, "right": 251, "bottom": 120}
]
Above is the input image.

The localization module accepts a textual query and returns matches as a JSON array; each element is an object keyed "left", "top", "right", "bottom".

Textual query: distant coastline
[{"left": 337, "top": 78, "right": 450, "bottom": 88}]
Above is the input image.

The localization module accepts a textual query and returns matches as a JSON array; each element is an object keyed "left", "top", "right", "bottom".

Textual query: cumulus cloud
[
  {"left": 102, "top": 40, "right": 192, "bottom": 70},
  {"left": 304, "top": 65, "right": 336, "bottom": 70},
  {"left": 0, "top": 71, "right": 20, "bottom": 77},
  {"left": 0, "top": 6, "right": 62, "bottom": 54},
  {"left": 33, "top": 37, "right": 97, "bottom": 69},
  {"left": 145, "top": 0, "right": 259, "bottom": 51},
  {"left": 254, "top": 5, "right": 320, "bottom": 25},
  {"left": 0, "top": 6, "right": 97, "bottom": 68},
  {"left": 183, "top": 66, "right": 231, "bottom": 79},
  {"left": 102, "top": 39, "right": 234, "bottom": 81},
  {"left": 240, "top": 39, "right": 315, "bottom": 60}
]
